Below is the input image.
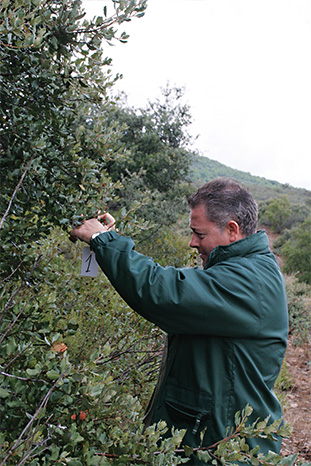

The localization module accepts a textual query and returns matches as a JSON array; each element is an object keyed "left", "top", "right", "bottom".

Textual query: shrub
[
  {"left": 285, "top": 276, "right": 311, "bottom": 346},
  {"left": 282, "top": 219, "right": 311, "bottom": 284},
  {"left": 259, "top": 196, "right": 292, "bottom": 233}
]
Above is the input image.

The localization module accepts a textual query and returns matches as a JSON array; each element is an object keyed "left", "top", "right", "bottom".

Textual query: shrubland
[
  {"left": 258, "top": 198, "right": 311, "bottom": 285},
  {"left": 1, "top": 0, "right": 311, "bottom": 465}
]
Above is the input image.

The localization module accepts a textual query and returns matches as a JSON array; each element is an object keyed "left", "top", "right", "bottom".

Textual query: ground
[{"left": 281, "top": 338, "right": 311, "bottom": 462}]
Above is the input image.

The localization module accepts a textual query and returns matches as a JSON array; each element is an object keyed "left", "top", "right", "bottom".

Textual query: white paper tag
[{"left": 81, "top": 247, "right": 98, "bottom": 277}]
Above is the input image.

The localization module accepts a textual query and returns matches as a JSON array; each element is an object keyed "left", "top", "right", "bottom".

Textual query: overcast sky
[{"left": 83, "top": 0, "right": 311, "bottom": 190}]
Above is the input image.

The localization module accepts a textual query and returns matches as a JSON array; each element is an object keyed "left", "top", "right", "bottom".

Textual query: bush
[
  {"left": 260, "top": 196, "right": 292, "bottom": 233},
  {"left": 282, "top": 219, "right": 311, "bottom": 284},
  {"left": 0, "top": 230, "right": 172, "bottom": 465},
  {"left": 285, "top": 276, "right": 311, "bottom": 346},
  {"left": 136, "top": 226, "right": 190, "bottom": 268},
  {"left": 275, "top": 360, "right": 294, "bottom": 393}
]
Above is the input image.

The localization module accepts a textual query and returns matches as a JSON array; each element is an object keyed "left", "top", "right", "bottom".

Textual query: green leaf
[
  {"left": 46, "top": 370, "right": 60, "bottom": 380},
  {"left": 67, "top": 460, "right": 83, "bottom": 466},
  {"left": 183, "top": 446, "right": 193, "bottom": 457},
  {"left": 196, "top": 450, "right": 212, "bottom": 463},
  {"left": 89, "top": 456, "right": 110, "bottom": 465},
  {"left": 0, "top": 388, "right": 10, "bottom": 398},
  {"left": 26, "top": 368, "right": 41, "bottom": 376}
]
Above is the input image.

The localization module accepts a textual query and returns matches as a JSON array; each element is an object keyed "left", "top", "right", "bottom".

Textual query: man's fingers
[
  {"left": 98, "top": 213, "right": 115, "bottom": 229},
  {"left": 69, "top": 232, "right": 78, "bottom": 243},
  {"left": 68, "top": 215, "right": 115, "bottom": 245},
  {"left": 69, "top": 221, "right": 86, "bottom": 243}
]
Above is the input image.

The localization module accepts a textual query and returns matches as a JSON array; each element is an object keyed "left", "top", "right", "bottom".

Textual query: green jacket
[{"left": 91, "top": 230, "right": 288, "bottom": 459}]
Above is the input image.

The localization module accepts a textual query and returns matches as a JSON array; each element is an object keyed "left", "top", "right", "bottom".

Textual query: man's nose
[{"left": 189, "top": 234, "right": 198, "bottom": 249}]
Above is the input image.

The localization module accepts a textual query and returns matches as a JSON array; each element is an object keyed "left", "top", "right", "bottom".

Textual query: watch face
[{"left": 92, "top": 231, "right": 105, "bottom": 240}]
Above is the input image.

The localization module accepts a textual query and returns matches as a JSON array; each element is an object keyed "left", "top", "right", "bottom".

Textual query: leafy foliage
[
  {"left": 136, "top": 227, "right": 191, "bottom": 268},
  {"left": 104, "top": 85, "right": 195, "bottom": 232},
  {"left": 0, "top": 231, "right": 172, "bottom": 465},
  {"left": 282, "top": 219, "right": 311, "bottom": 285},
  {"left": 275, "top": 360, "right": 294, "bottom": 393},
  {"left": 107, "top": 85, "right": 193, "bottom": 190},
  {"left": 285, "top": 276, "right": 311, "bottom": 345},
  {"left": 0, "top": 0, "right": 146, "bottom": 278},
  {"left": 259, "top": 196, "right": 292, "bottom": 233}
]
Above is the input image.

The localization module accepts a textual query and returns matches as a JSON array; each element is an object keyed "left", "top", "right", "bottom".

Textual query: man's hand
[{"left": 70, "top": 213, "right": 115, "bottom": 244}]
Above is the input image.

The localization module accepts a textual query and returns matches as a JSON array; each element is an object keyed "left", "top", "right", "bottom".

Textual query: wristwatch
[{"left": 91, "top": 231, "right": 105, "bottom": 240}]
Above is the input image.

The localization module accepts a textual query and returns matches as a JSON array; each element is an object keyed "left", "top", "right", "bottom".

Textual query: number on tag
[{"left": 81, "top": 247, "right": 98, "bottom": 277}]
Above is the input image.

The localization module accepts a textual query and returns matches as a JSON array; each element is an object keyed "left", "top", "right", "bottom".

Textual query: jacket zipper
[{"left": 192, "top": 412, "right": 207, "bottom": 435}]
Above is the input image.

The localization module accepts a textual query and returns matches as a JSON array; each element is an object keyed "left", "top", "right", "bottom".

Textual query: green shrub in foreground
[{"left": 285, "top": 276, "right": 311, "bottom": 346}]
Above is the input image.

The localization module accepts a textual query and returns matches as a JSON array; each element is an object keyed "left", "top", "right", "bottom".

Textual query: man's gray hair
[{"left": 188, "top": 178, "right": 258, "bottom": 236}]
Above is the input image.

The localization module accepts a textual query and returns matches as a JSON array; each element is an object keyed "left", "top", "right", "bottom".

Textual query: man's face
[{"left": 189, "top": 204, "right": 232, "bottom": 266}]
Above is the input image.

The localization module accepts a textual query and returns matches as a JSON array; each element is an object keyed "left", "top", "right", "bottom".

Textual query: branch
[
  {"left": 0, "top": 259, "right": 24, "bottom": 284},
  {"left": 0, "top": 371, "right": 67, "bottom": 466},
  {"left": 0, "top": 155, "right": 35, "bottom": 230},
  {"left": 3, "top": 342, "right": 33, "bottom": 370},
  {"left": 17, "top": 442, "right": 51, "bottom": 466},
  {"left": 0, "top": 282, "right": 42, "bottom": 346},
  {"left": 0, "top": 370, "right": 46, "bottom": 384},
  {"left": 96, "top": 409, "right": 288, "bottom": 466}
]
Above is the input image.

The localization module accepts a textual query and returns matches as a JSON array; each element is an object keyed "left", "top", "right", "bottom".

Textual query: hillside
[{"left": 190, "top": 155, "right": 311, "bottom": 205}]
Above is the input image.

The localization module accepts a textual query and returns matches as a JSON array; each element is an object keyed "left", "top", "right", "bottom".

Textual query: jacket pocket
[{"left": 163, "top": 383, "right": 212, "bottom": 447}]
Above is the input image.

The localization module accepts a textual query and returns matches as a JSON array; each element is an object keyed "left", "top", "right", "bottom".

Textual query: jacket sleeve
[{"left": 90, "top": 231, "right": 285, "bottom": 337}]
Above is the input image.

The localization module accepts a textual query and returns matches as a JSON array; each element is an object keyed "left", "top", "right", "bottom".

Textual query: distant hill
[{"left": 190, "top": 155, "right": 311, "bottom": 205}]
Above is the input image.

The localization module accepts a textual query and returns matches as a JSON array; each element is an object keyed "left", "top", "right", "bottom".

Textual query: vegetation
[
  {"left": 282, "top": 219, "right": 311, "bottom": 285},
  {"left": 0, "top": 0, "right": 147, "bottom": 279},
  {"left": 285, "top": 276, "right": 311, "bottom": 345},
  {"left": 259, "top": 196, "right": 292, "bottom": 233},
  {"left": 103, "top": 84, "right": 195, "bottom": 237},
  {"left": 1, "top": 0, "right": 311, "bottom": 465},
  {"left": 191, "top": 155, "right": 311, "bottom": 205}
]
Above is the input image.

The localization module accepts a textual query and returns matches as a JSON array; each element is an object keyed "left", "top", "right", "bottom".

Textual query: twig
[
  {"left": 0, "top": 259, "right": 24, "bottom": 284},
  {"left": 0, "top": 285, "right": 42, "bottom": 345},
  {"left": 17, "top": 442, "right": 51, "bottom": 466},
  {"left": 3, "top": 342, "right": 33, "bottom": 369},
  {"left": 0, "top": 155, "right": 35, "bottom": 230},
  {"left": 0, "top": 371, "right": 46, "bottom": 384},
  {"left": 0, "top": 254, "right": 42, "bottom": 324},
  {"left": 0, "top": 371, "right": 67, "bottom": 466}
]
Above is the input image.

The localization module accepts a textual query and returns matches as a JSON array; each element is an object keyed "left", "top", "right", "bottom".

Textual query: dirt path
[{"left": 281, "top": 338, "right": 311, "bottom": 462}]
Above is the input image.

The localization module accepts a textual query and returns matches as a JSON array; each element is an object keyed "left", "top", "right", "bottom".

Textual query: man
[{"left": 70, "top": 178, "right": 288, "bottom": 462}]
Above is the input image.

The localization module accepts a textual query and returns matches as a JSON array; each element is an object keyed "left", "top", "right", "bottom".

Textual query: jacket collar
[{"left": 204, "top": 230, "right": 270, "bottom": 269}]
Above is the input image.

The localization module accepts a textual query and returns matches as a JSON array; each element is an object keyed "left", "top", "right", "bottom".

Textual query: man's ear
[{"left": 226, "top": 220, "right": 241, "bottom": 243}]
